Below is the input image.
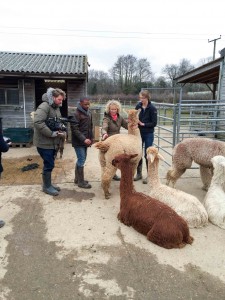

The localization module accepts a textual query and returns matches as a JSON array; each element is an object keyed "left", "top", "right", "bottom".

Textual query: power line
[
  {"left": 0, "top": 25, "right": 224, "bottom": 37},
  {"left": 0, "top": 30, "right": 219, "bottom": 40}
]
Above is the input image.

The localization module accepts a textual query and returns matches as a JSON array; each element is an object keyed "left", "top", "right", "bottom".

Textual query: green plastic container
[{"left": 3, "top": 128, "right": 33, "bottom": 143}]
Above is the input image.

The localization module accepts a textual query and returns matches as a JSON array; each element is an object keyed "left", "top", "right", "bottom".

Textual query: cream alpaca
[
  {"left": 146, "top": 146, "right": 208, "bottom": 228},
  {"left": 166, "top": 138, "right": 225, "bottom": 190},
  {"left": 204, "top": 155, "right": 225, "bottom": 229},
  {"left": 94, "top": 109, "right": 142, "bottom": 199}
]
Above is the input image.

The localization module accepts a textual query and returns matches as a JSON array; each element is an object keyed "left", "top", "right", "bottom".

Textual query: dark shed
[{"left": 0, "top": 51, "right": 89, "bottom": 129}]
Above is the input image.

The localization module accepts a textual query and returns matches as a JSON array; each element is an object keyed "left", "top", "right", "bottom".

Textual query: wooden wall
[
  {"left": 0, "top": 77, "right": 87, "bottom": 130},
  {"left": 0, "top": 79, "right": 35, "bottom": 129}
]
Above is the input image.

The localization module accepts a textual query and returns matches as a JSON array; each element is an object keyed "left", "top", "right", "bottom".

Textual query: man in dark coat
[{"left": 70, "top": 97, "right": 93, "bottom": 189}]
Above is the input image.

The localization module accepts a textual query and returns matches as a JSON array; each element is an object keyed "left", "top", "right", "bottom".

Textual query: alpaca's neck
[
  {"left": 211, "top": 167, "right": 225, "bottom": 187},
  {"left": 120, "top": 164, "right": 134, "bottom": 206},
  {"left": 148, "top": 158, "right": 161, "bottom": 188},
  {"left": 128, "top": 124, "right": 140, "bottom": 137}
]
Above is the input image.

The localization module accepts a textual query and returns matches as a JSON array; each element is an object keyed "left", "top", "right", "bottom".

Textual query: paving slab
[{"left": 0, "top": 143, "right": 225, "bottom": 300}]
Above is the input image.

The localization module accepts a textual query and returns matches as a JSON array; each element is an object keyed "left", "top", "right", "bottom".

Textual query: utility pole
[{"left": 208, "top": 35, "right": 221, "bottom": 60}]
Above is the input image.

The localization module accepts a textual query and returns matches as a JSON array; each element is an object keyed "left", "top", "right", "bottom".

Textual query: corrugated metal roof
[
  {"left": 0, "top": 51, "right": 88, "bottom": 76},
  {"left": 175, "top": 57, "right": 223, "bottom": 84}
]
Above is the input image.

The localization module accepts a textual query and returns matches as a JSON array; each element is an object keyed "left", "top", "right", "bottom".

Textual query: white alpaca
[
  {"left": 204, "top": 155, "right": 225, "bottom": 229},
  {"left": 146, "top": 146, "right": 208, "bottom": 228},
  {"left": 94, "top": 109, "right": 142, "bottom": 199}
]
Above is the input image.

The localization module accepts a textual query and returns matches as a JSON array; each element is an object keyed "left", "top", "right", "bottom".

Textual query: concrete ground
[{"left": 0, "top": 142, "right": 225, "bottom": 300}]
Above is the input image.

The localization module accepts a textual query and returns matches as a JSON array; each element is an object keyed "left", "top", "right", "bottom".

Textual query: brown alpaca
[{"left": 112, "top": 153, "right": 194, "bottom": 249}]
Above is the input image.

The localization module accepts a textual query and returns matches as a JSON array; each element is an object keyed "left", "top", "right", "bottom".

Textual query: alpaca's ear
[
  {"left": 136, "top": 108, "right": 141, "bottom": 116},
  {"left": 158, "top": 153, "right": 165, "bottom": 161}
]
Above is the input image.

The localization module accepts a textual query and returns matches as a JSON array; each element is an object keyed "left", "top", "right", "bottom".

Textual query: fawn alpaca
[
  {"left": 95, "top": 109, "right": 142, "bottom": 199},
  {"left": 166, "top": 138, "right": 225, "bottom": 191},
  {"left": 112, "top": 153, "right": 193, "bottom": 249}
]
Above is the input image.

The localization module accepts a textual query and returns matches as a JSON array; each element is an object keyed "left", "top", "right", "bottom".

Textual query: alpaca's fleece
[
  {"left": 166, "top": 138, "right": 225, "bottom": 190},
  {"left": 112, "top": 153, "right": 193, "bottom": 249},
  {"left": 204, "top": 155, "right": 225, "bottom": 229},
  {"left": 146, "top": 146, "right": 208, "bottom": 228},
  {"left": 95, "top": 109, "right": 142, "bottom": 199}
]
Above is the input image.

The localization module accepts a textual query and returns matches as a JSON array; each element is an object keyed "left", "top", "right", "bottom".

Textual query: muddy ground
[{"left": 0, "top": 143, "right": 225, "bottom": 300}]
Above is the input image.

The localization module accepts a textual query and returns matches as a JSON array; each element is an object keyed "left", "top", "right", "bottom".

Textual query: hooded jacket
[
  {"left": 70, "top": 103, "right": 93, "bottom": 147},
  {"left": 135, "top": 101, "right": 157, "bottom": 134},
  {"left": 33, "top": 88, "right": 62, "bottom": 149}
]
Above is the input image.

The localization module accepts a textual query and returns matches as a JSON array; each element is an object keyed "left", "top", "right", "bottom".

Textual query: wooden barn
[{"left": 0, "top": 51, "right": 89, "bottom": 130}]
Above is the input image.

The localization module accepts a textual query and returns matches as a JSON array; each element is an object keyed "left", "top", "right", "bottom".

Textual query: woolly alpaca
[
  {"left": 94, "top": 109, "right": 142, "bottom": 199},
  {"left": 166, "top": 137, "right": 225, "bottom": 191},
  {"left": 112, "top": 153, "right": 193, "bottom": 249},
  {"left": 204, "top": 155, "right": 225, "bottom": 229},
  {"left": 146, "top": 146, "right": 208, "bottom": 228}
]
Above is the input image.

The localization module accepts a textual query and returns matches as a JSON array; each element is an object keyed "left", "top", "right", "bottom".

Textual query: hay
[{"left": 0, "top": 155, "right": 73, "bottom": 185}]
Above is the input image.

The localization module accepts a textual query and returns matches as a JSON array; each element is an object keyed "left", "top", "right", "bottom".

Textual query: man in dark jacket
[
  {"left": 0, "top": 120, "right": 11, "bottom": 228},
  {"left": 134, "top": 90, "right": 157, "bottom": 183},
  {"left": 70, "top": 97, "right": 93, "bottom": 189}
]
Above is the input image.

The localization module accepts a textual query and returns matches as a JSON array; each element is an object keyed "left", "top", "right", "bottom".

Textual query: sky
[{"left": 0, "top": 0, "right": 224, "bottom": 77}]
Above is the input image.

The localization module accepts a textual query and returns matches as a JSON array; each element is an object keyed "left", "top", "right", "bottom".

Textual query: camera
[{"left": 45, "top": 117, "right": 75, "bottom": 132}]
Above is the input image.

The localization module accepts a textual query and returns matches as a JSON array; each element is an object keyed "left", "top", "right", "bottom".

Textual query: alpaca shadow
[{"left": 53, "top": 188, "right": 95, "bottom": 202}]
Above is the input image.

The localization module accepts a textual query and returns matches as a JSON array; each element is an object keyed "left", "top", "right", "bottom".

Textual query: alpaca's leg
[
  {"left": 166, "top": 168, "right": 186, "bottom": 188},
  {"left": 200, "top": 166, "right": 213, "bottom": 191},
  {"left": 117, "top": 211, "right": 131, "bottom": 226},
  {"left": 147, "top": 219, "right": 189, "bottom": 249},
  {"left": 101, "top": 165, "right": 116, "bottom": 199}
]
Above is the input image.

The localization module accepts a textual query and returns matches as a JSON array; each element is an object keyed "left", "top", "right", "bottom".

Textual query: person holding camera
[
  {"left": 0, "top": 121, "right": 11, "bottom": 228},
  {"left": 33, "top": 87, "right": 66, "bottom": 196},
  {"left": 70, "top": 97, "right": 93, "bottom": 189}
]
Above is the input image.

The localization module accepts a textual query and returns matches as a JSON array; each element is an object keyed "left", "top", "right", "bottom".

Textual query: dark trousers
[
  {"left": 138, "top": 132, "right": 154, "bottom": 168},
  {"left": 37, "top": 147, "right": 56, "bottom": 174}
]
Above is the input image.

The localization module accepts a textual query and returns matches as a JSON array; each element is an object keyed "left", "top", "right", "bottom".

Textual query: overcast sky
[{"left": 0, "top": 0, "right": 224, "bottom": 77}]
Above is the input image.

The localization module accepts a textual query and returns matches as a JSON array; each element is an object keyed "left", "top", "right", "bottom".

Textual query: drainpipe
[{"left": 22, "top": 79, "right": 27, "bottom": 128}]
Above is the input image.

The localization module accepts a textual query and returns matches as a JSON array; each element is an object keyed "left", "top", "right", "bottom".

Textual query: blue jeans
[
  {"left": 37, "top": 147, "right": 56, "bottom": 174},
  {"left": 74, "top": 147, "right": 87, "bottom": 167},
  {"left": 138, "top": 132, "right": 154, "bottom": 167}
]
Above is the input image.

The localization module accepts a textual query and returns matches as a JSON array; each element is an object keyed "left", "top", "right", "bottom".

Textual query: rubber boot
[
  {"left": 42, "top": 172, "right": 59, "bottom": 196},
  {"left": 74, "top": 165, "right": 88, "bottom": 185},
  {"left": 77, "top": 166, "right": 92, "bottom": 189},
  {"left": 134, "top": 160, "right": 142, "bottom": 181}
]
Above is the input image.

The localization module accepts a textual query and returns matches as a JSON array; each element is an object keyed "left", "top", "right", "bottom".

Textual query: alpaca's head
[
  {"left": 127, "top": 109, "right": 140, "bottom": 126},
  {"left": 112, "top": 153, "right": 138, "bottom": 170},
  {"left": 211, "top": 155, "right": 225, "bottom": 174},
  {"left": 146, "top": 146, "right": 164, "bottom": 164}
]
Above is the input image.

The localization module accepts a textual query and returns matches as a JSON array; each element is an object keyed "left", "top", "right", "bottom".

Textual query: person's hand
[
  {"left": 84, "top": 139, "right": 92, "bottom": 146},
  {"left": 57, "top": 131, "right": 66, "bottom": 137},
  {"left": 102, "top": 133, "right": 108, "bottom": 140},
  {"left": 138, "top": 121, "right": 145, "bottom": 126},
  {"left": 51, "top": 131, "right": 58, "bottom": 137}
]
